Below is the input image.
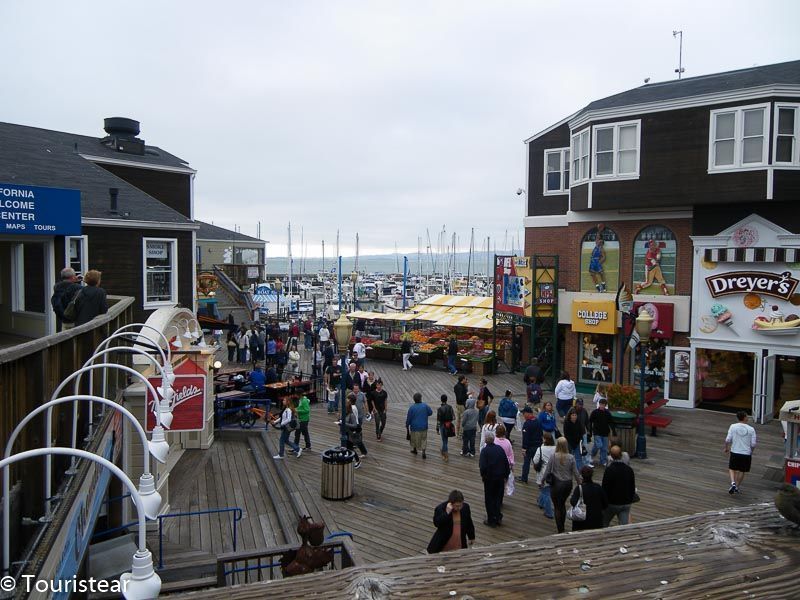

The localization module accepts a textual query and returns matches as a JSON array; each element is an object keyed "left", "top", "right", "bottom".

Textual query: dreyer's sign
[{"left": 705, "top": 270, "right": 799, "bottom": 301}]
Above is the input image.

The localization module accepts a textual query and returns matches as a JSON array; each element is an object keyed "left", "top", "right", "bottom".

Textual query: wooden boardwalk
[
  {"left": 177, "top": 503, "right": 800, "bottom": 599},
  {"left": 163, "top": 350, "right": 787, "bottom": 568}
]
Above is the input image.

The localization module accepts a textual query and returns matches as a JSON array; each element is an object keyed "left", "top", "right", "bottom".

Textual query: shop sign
[
  {"left": 633, "top": 301, "right": 675, "bottom": 339},
  {"left": 494, "top": 256, "right": 532, "bottom": 318},
  {"left": 146, "top": 241, "right": 169, "bottom": 259},
  {"left": 146, "top": 359, "right": 207, "bottom": 432},
  {"left": 0, "top": 182, "right": 81, "bottom": 235},
  {"left": 786, "top": 460, "right": 800, "bottom": 488},
  {"left": 247, "top": 266, "right": 259, "bottom": 279},
  {"left": 705, "top": 270, "right": 799, "bottom": 301},
  {"left": 572, "top": 300, "right": 616, "bottom": 334}
]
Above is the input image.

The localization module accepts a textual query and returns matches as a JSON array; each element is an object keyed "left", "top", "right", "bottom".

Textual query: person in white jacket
[
  {"left": 554, "top": 372, "right": 577, "bottom": 419},
  {"left": 534, "top": 432, "right": 557, "bottom": 519},
  {"left": 724, "top": 410, "right": 756, "bottom": 494},
  {"left": 272, "top": 397, "right": 302, "bottom": 459}
]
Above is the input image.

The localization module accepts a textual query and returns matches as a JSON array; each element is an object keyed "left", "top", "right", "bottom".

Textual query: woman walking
[
  {"left": 437, "top": 394, "right": 456, "bottom": 462},
  {"left": 554, "top": 371, "right": 577, "bottom": 418},
  {"left": 563, "top": 408, "right": 586, "bottom": 470},
  {"left": 426, "top": 490, "right": 476, "bottom": 554},
  {"left": 540, "top": 437, "right": 582, "bottom": 533},
  {"left": 401, "top": 335, "right": 413, "bottom": 371},
  {"left": 534, "top": 432, "right": 556, "bottom": 518},
  {"left": 569, "top": 465, "right": 608, "bottom": 532},
  {"left": 479, "top": 411, "right": 498, "bottom": 453},
  {"left": 343, "top": 396, "right": 366, "bottom": 468},
  {"left": 477, "top": 378, "right": 494, "bottom": 413},
  {"left": 538, "top": 401, "right": 558, "bottom": 439},
  {"left": 271, "top": 397, "right": 302, "bottom": 459},
  {"left": 293, "top": 394, "right": 312, "bottom": 450},
  {"left": 497, "top": 390, "right": 519, "bottom": 442},
  {"left": 226, "top": 331, "right": 237, "bottom": 363}
]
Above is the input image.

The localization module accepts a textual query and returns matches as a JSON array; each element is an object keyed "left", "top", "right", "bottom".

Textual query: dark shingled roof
[
  {"left": 0, "top": 121, "right": 193, "bottom": 224},
  {"left": 195, "top": 220, "right": 264, "bottom": 243},
  {"left": 581, "top": 59, "right": 800, "bottom": 113}
]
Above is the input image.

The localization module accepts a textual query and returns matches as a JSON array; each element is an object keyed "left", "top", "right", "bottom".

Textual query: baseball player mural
[{"left": 633, "top": 226, "right": 676, "bottom": 296}]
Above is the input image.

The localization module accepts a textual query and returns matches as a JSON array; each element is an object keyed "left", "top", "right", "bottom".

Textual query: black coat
[
  {"left": 426, "top": 501, "right": 475, "bottom": 554},
  {"left": 570, "top": 482, "right": 608, "bottom": 531},
  {"left": 74, "top": 285, "right": 108, "bottom": 326},
  {"left": 563, "top": 418, "right": 585, "bottom": 451},
  {"left": 602, "top": 461, "right": 637, "bottom": 505},
  {"left": 453, "top": 382, "right": 468, "bottom": 406},
  {"left": 479, "top": 443, "right": 510, "bottom": 482}
]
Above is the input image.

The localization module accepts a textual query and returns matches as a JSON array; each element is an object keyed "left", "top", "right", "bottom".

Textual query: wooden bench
[{"left": 637, "top": 391, "right": 672, "bottom": 435}]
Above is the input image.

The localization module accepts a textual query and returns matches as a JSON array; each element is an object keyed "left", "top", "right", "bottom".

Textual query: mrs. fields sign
[{"left": 705, "top": 270, "right": 799, "bottom": 301}]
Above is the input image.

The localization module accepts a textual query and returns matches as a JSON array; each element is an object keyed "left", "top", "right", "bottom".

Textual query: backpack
[
  {"left": 51, "top": 284, "right": 77, "bottom": 321},
  {"left": 62, "top": 289, "right": 82, "bottom": 322}
]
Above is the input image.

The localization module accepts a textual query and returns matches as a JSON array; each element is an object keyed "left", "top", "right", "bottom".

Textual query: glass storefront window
[
  {"left": 579, "top": 334, "right": 614, "bottom": 384},
  {"left": 631, "top": 337, "right": 669, "bottom": 392}
]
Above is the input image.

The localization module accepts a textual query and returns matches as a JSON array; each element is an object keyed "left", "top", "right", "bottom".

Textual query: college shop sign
[
  {"left": 572, "top": 300, "right": 617, "bottom": 334},
  {"left": 0, "top": 182, "right": 81, "bottom": 235}
]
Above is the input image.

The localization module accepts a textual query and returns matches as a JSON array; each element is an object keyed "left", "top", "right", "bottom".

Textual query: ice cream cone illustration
[{"left": 710, "top": 302, "right": 738, "bottom": 336}]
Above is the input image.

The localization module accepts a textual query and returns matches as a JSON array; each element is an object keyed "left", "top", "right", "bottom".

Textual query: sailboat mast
[
  {"left": 321, "top": 240, "right": 325, "bottom": 277},
  {"left": 287, "top": 222, "right": 293, "bottom": 305},
  {"left": 466, "top": 228, "right": 473, "bottom": 295}
]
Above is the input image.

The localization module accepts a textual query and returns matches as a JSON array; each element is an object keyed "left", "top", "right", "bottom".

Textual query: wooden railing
[
  {"left": 0, "top": 295, "right": 135, "bottom": 572},
  {"left": 215, "top": 537, "right": 359, "bottom": 587}
]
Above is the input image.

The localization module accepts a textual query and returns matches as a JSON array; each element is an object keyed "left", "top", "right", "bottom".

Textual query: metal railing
[
  {"left": 158, "top": 507, "right": 243, "bottom": 569},
  {"left": 213, "top": 266, "right": 255, "bottom": 313},
  {"left": 215, "top": 536, "right": 358, "bottom": 587}
]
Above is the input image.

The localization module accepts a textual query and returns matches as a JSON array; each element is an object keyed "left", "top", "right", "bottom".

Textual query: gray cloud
[{"left": 1, "top": 0, "right": 798, "bottom": 256}]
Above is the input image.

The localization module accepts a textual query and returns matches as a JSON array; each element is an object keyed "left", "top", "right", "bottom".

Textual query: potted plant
[{"left": 605, "top": 384, "right": 640, "bottom": 414}]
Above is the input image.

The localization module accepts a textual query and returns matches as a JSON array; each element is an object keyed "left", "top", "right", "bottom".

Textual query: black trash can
[
  {"left": 611, "top": 411, "right": 637, "bottom": 456},
  {"left": 321, "top": 447, "right": 356, "bottom": 500}
]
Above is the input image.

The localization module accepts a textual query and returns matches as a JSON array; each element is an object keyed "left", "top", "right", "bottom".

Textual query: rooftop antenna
[{"left": 672, "top": 30, "right": 685, "bottom": 79}]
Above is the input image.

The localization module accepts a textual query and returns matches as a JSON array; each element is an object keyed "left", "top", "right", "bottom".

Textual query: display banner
[
  {"left": 146, "top": 359, "right": 207, "bottom": 432},
  {"left": 494, "top": 256, "right": 532, "bottom": 317},
  {"left": 0, "top": 182, "right": 81, "bottom": 235}
]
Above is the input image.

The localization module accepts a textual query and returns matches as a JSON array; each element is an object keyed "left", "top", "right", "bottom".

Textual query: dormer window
[{"left": 709, "top": 104, "right": 769, "bottom": 171}]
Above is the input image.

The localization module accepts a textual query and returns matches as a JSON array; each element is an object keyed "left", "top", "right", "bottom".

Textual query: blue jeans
[
  {"left": 440, "top": 427, "right": 449, "bottom": 453},
  {"left": 278, "top": 428, "right": 300, "bottom": 456},
  {"left": 304, "top": 333, "right": 313, "bottom": 349},
  {"left": 591, "top": 435, "right": 609, "bottom": 464},
  {"left": 461, "top": 429, "right": 476, "bottom": 455},
  {"left": 520, "top": 446, "right": 538, "bottom": 482},
  {"left": 571, "top": 445, "right": 584, "bottom": 470},
  {"left": 538, "top": 485, "right": 554, "bottom": 518},
  {"left": 447, "top": 355, "right": 457, "bottom": 374}
]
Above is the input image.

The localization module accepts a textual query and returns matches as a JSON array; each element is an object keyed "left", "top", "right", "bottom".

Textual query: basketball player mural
[
  {"left": 588, "top": 224, "right": 607, "bottom": 292},
  {"left": 635, "top": 238, "right": 670, "bottom": 296}
]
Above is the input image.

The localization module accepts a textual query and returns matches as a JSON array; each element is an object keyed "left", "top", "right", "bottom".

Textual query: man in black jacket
[
  {"left": 51, "top": 267, "right": 82, "bottom": 332},
  {"left": 517, "top": 406, "right": 543, "bottom": 483},
  {"left": 602, "top": 445, "right": 636, "bottom": 526},
  {"left": 426, "top": 490, "right": 476, "bottom": 553},
  {"left": 453, "top": 375, "right": 468, "bottom": 437},
  {"left": 447, "top": 336, "right": 459, "bottom": 375},
  {"left": 589, "top": 398, "right": 616, "bottom": 466},
  {"left": 479, "top": 432, "right": 510, "bottom": 527}
]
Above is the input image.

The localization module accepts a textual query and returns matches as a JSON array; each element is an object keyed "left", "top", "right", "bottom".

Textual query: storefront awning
[
  {"left": 433, "top": 312, "right": 494, "bottom": 330},
  {"left": 704, "top": 247, "right": 799, "bottom": 263}
]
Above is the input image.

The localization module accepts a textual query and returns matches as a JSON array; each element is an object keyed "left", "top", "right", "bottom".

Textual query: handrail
[
  {"left": 158, "top": 507, "right": 243, "bottom": 569},
  {"left": 213, "top": 266, "right": 255, "bottom": 313}
]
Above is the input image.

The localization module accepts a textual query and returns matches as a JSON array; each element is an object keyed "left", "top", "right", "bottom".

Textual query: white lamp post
[
  {"left": 3, "top": 394, "right": 167, "bottom": 572},
  {"left": 0, "top": 448, "right": 160, "bottom": 599},
  {"left": 111, "top": 323, "right": 173, "bottom": 365},
  {"left": 634, "top": 311, "right": 654, "bottom": 459},
  {"left": 165, "top": 325, "right": 183, "bottom": 349},
  {"left": 44, "top": 364, "right": 167, "bottom": 522}
]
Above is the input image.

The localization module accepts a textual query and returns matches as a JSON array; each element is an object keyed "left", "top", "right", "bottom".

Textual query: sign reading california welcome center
[{"left": 0, "top": 182, "right": 81, "bottom": 235}]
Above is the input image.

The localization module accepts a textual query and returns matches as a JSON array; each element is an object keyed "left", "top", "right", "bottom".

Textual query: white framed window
[
  {"left": 65, "top": 235, "right": 88, "bottom": 276},
  {"left": 774, "top": 103, "right": 800, "bottom": 166},
  {"left": 570, "top": 129, "right": 590, "bottom": 185},
  {"left": 591, "top": 120, "right": 641, "bottom": 179},
  {"left": 143, "top": 238, "right": 178, "bottom": 309},
  {"left": 543, "top": 147, "right": 570, "bottom": 194},
  {"left": 709, "top": 103, "right": 769, "bottom": 171}
]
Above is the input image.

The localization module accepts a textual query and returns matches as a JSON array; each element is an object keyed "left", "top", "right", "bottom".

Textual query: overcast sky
[{"left": 2, "top": 1, "right": 799, "bottom": 257}]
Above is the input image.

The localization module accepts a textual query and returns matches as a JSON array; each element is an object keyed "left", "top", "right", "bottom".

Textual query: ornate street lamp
[
  {"left": 635, "top": 310, "right": 654, "bottom": 459},
  {"left": 332, "top": 313, "right": 352, "bottom": 446}
]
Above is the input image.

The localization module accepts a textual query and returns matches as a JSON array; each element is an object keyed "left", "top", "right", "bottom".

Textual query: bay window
[
  {"left": 570, "top": 129, "right": 590, "bottom": 185},
  {"left": 709, "top": 104, "right": 769, "bottom": 170},
  {"left": 592, "top": 120, "right": 640, "bottom": 179},
  {"left": 774, "top": 103, "right": 800, "bottom": 165}
]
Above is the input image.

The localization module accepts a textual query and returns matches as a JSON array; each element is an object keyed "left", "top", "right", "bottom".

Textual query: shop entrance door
[
  {"left": 756, "top": 353, "right": 778, "bottom": 425},
  {"left": 664, "top": 346, "right": 694, "bottom": 408}
]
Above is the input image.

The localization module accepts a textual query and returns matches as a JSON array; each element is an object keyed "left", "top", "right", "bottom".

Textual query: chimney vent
[
  {"left": 109, "top": 187, "right": 119, "bottom": 213},
  {"left": 101, "top": 117, "right": 145, "bottom": 155}
]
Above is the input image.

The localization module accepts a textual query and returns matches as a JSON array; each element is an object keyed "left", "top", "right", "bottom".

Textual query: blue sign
[{"left": 0, "top": 182, "right": 81, "bottom": 235}]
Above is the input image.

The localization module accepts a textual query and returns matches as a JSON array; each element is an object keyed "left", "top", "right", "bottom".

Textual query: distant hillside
[{"left": 264, "top": 251, "right": 509, "bottom": 276}]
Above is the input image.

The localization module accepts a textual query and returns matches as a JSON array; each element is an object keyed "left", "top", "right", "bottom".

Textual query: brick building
[{"left": 523, "top": 59, "right": 800, "bottom": 419}]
